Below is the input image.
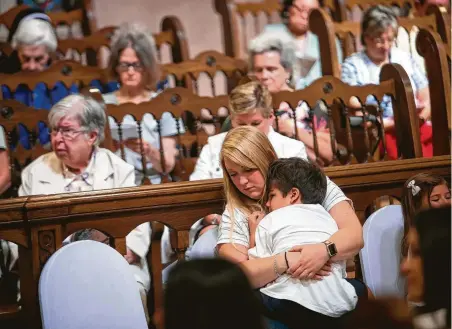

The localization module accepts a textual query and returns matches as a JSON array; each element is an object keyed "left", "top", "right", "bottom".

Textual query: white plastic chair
[
  {"left": 360, "top": 205, "right": 406, "bottom": 298},
  {"left": 39, "top": 240, "right": 148, "bottom": 329}
]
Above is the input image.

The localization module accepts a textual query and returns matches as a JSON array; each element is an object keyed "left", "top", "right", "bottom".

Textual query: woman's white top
[
  {"left": 17, "top": 148, "right": 151, "bottom": 291},
  {"left": 103, "top": 91, "right": 185, "bottom": 184},
  {"left": 248, "top": 204, "right": 357, "bottom": 317}
]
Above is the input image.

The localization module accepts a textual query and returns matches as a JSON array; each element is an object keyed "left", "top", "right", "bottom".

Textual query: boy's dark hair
[{"left": 266, "top": 157, "right": 327, "bottom": 205}]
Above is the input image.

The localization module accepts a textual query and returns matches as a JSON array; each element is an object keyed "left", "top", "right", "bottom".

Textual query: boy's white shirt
[{"left": 248, "top": 204, "right": 357, "bottom": 317}]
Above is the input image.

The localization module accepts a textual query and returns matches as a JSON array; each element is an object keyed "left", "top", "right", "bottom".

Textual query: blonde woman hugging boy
[{"left": 248, "top": 158, "right": 357, "bottom": 329}]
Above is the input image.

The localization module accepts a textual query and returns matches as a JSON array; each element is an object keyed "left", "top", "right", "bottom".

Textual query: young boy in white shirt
[{"left": 248, "top": 157, "right": 357, "bottom": 329}]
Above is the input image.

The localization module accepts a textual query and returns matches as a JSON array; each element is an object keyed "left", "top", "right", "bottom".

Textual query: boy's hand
[{"left": 247, "top": 211, "right": 265, "bottom": 233}]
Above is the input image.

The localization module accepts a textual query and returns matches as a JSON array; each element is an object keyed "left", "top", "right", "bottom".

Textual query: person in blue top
[
  {"left": 341, "top": 6, "right": 432, "bottom": 159},
  {"left": 0, "top": 9, "right": 57, "bottom": 150},
  {"left": 0, "top": 8, "right": 116, "bottom": 150}
]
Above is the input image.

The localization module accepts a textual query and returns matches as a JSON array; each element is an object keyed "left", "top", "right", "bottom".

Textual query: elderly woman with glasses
[
  {"left": 17, "top": 94, "right": 152, "bottom": 320},
  {"left": 341, "top": 5, "right": 432, "bottom": 159},
  {"left": 103, "top": 23, "right": 183, "bottom": 185}
]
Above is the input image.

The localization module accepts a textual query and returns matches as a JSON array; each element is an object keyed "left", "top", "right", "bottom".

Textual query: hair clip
[{"left": 407, "top": 180, "right": 421, "bottom": 196}]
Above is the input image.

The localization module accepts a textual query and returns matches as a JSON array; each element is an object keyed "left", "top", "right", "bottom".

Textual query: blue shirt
[
  {"left": 341, "top": 47, "right": 428, "bottom": 118},
  {"left": 2, "top": 80, "right": 118, "bottom": 150}
]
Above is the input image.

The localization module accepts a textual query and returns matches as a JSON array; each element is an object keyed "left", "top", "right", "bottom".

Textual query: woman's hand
[
  {"left": 124, "top": 138, "right": 158, "bottom": 159},
  {"left": 287, "top": 243, "right": 330, "bottom": 279},
  {"left": 124, "top": 248, "right": 139, "bottom": 264}
]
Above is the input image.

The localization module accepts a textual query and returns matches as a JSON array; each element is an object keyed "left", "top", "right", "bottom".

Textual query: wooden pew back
[
  {"left": 416, "top": 28, "right": 451, "bottom": 155},
  {"left": 105, "top": 87, "right": 230, "bottom": 183},
  {"left": 0, "top": 100, "right": 50, "bottom": 197},
  {"left": 214, "top": 0, "right": 345, "bottom": 59},
  {"left": 0, "top": 5, "right": 29, "bottom": 30},
  {"left": 0, "top": 155, "right": 449, "bottom": 328},
  {"left": 0, "top": 60, "right": 109, "bottom": 99},
  {"left": 162, "top": 50, "right": 248, "bottom": 95},
  {"left": 272, "top": 63, "right": 422, "bottom": 164}
]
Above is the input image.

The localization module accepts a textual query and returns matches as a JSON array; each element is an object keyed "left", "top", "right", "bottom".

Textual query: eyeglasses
[
  {"left": 117, "top": 61, "right": 144, "bottom": 72},
  {"left": 51, "top": 127, "right": 86, "bottom": 140},
  {"left": 371, "top": 36, "right": 396, "bottom": 47}
]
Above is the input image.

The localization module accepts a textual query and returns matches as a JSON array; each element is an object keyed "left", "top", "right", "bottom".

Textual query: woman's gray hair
[
  {"left": 108, "top": 22, "right": 160, "bottom": 89},
  {"left": 361, "top": 5, "right": 399, "bottom": 45},
  {"left": 248, "top": 30, "right": 301, "bottom": 87},
  {"left": 11, "top": 19, "right": 57, "bottom": 52},
  {"left": 48, "top": 95, "right": 106, "bottom": 146}
]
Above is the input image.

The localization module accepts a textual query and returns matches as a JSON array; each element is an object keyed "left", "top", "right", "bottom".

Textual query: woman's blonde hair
[
  {"left": 401, "top": 173, "right": 448, "bottom": 256},
  {"left": 229, "top": 81, "right": 273, "bottom": 119},
  {"left": 220, "top": 126, "right": 277, "bottom": 219}
]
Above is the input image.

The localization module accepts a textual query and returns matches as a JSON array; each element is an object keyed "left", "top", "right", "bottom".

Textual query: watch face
[{"left": 327, "top": 243, "right": 337, "bottom": 256}]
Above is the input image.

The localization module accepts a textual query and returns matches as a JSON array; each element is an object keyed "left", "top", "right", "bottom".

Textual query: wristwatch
[{"left": 323, "top": 240, "right": 337, "bottom": 258}]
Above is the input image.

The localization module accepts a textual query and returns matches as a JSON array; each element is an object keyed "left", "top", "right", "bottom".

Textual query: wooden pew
[
  {"left": 0, "top": 5, "right": 29, "bottom": 30},
  {"left": 0, "top": 60, "right": 109, "bottom": 101},
  {"left": 272, "top": 63, "right": 422, "bottom": 164},
  {"left": 214, "top": 0, "right": 345, "bottom": 59},
  {"left": 0, "top": 155, "right": 449, "bottom": 328},
  {"left": 162, "top": 50, "right": 248, "bottom": 95},
  {"left": 105, "top": 87, "right": 230, "bottom": 183},
  {"left": 416, "top": 28, "right": 451, "bottom": 155},
  {"left": 0, "top": 1, "right": 96, "bottom": 39},
  {"left": 341, "top": 0, "right": 416, "bottom": 19},
  {"left": 56, "top": 15, "right": 190, "bottom": 67},
  {"left": 310, "top": 6, "right": 449, "bottom": 74}
]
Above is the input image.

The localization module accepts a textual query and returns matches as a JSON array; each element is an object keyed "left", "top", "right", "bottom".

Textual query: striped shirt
[
  {"left": 217, "top": 178, "right": 350, "bottom": 247},
  {"left": 0, "top": 126, "right": 5, "bottom": 149},
  {"left": 341, "top": 47, "right": 428, "bottom": 118}
]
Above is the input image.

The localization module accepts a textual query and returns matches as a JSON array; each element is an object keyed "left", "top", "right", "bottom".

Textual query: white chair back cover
[
  {"left": 39, "top": 240, "right": 148, "bottom": 329},
  {"left": 360, "top": 205, "right": 406, "bottom": 298}
]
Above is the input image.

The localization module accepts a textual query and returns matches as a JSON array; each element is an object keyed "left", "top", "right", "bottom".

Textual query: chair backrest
[
  {"left": 56, "top": 26, "right": 116, "bottom": 67},
  {"left": 312, "top": 6, "right": 448, "bottom": 76},
  {"left": 0, "top": 99, "right": 51, "bottom": 197},
  {"left": 47, "top": 0, "right": 96, "bottom": 38},
  {"left": 416, "top": 28, "right": 451, "bottom": 155},
  {"left": 154, "top": 16, "right": 190, "bottom": 64},
  {"left": 343, "top": 0, "right": 416, "bottom": 20},
  {"left": 162, "top": 50, "right": 248, "bottom": 96},
  {"left": 39, "top": 240, "right": 148, "bottom": 329},
  {"left": 215, "top": 0, "right": 346, "bottom": 59},
  {"left": 0, "top": 4, "right": 29, "bottom": 30},
  {"left": 271, "top": 63, "right": 422, "bottom": 165},
  {"left": 0, "top": 60, "right": 109, "bottom": 99},
  {"left": 359, "top": 205, "right": 406, "bottom": 298},
  {"left": 105, "top": 87, "right": 230, "bottom": 183},
  {"left": 51, "top": 15, "right": 189, "bottom": 67}
]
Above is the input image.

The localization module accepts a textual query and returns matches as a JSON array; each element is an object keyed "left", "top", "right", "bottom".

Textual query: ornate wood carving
[{"left": 38, "top": 230, "right": 56, "bottom": 269}]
